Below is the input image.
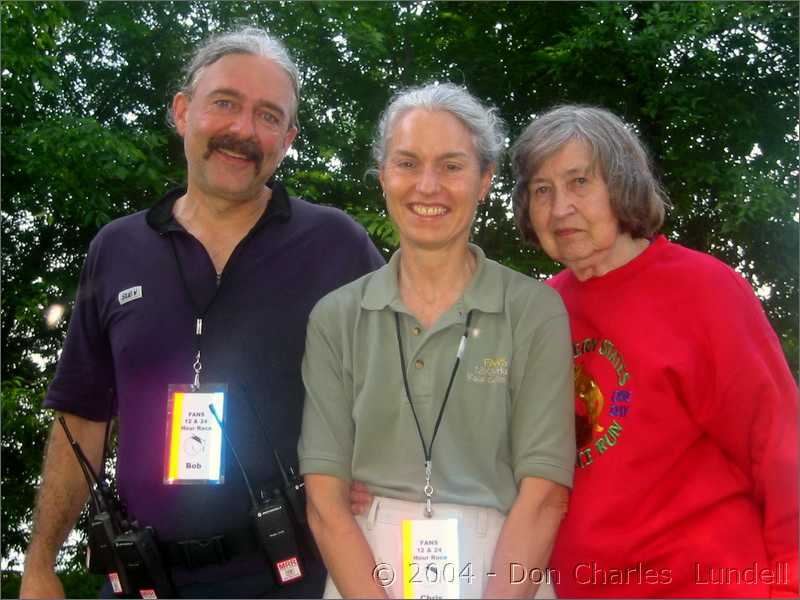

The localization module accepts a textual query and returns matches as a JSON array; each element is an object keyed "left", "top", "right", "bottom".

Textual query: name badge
[
  {"left": 401, "top": 518, "right": 460, "bottom": 599},
  {"left": 163, "top": 384, "right": 226, "bottom": 485}
]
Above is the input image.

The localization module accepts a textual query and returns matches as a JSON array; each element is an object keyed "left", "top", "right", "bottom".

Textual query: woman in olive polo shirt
[{"left": 299, "top": 83, "right": 575, "bottom": 599}]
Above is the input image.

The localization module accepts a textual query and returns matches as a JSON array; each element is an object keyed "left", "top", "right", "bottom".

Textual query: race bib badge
[
  {"left": 163, "top": 384, "right": 226, "bottom": 485},
  {"left": 401, "top": 518, "right": 460, "bottom": 599}
]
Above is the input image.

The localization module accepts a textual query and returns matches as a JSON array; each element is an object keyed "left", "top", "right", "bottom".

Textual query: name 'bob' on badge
[{"left": 163, "top": 384, "right": 226, "bottom": 485}]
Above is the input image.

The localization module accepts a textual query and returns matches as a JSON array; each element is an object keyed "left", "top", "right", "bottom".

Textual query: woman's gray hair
[
  {"left": 171, "top": 26, "right": 301, "bottom": 128},
  {"left": 372, "top": 83, "right": 506, "bottom": 173},
  {"left": 511, "top": 105, "right": 667, "bottom": 246}
]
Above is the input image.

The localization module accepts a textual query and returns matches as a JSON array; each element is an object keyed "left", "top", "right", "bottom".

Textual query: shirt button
[
  {"left": 415, "top": 359, "right": 425, "bottom": 369},
  {"left": 412, "top": 326, "right": 421, "bottom": 336}
]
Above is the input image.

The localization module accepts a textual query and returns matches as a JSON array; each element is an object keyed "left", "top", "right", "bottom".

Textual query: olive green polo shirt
[{"left": 299, "top": 244, "right": 575, "bottom": 514}]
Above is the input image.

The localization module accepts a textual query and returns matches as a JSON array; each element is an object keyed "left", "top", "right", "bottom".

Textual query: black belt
[{"left": 162, "top": 526, "right": 260, "bottom": 569}]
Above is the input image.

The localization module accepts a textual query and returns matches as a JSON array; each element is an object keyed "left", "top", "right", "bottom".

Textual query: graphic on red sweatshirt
[{"left": 573, "top": 337, "right": 629, "bottom": 470}]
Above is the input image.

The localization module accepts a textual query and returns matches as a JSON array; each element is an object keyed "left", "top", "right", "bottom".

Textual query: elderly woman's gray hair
[
  {"left": 172, "top": 26, "right": 301, "bottom": 128},
  {"left": 511, "top": 105, "right": 667, "bottom": 247},
  {"left": 372, "top": 83, "right": 506, "bottom": 173}
]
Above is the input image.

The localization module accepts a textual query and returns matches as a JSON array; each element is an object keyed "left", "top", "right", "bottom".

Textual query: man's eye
[
  {"left": 213, "top": 99, "right": 233, "bottom": 110},
  {"left": 259, "top": 111, "right": 279, "bottom": 125},
  {"left": 534, "top": 185, "right": 550, "bottom": 196},
  {"left": 397, "top": 160, "right": 415, "bottom": 169},
  {"left": 445, "top": 163, "right": 463, "bottom": 172}
]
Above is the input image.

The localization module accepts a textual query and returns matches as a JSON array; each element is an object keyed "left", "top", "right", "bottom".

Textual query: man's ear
[
  {"left": 172, "top": 92, "right": 190, "bottom": 137},
  {"left": 282, "top": 125, "right": 299, "bottom": 153}
]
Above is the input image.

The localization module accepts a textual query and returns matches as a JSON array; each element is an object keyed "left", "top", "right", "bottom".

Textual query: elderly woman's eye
[{"left": 575, "top": 177, "right": 588, "bottom": 186}]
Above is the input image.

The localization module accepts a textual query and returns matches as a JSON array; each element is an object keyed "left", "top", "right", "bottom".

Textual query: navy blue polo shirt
[{"left": 45, "top": 180, "right": 384, "bottom": 584}]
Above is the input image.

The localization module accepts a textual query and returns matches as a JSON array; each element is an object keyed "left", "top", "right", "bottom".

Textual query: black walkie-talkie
[
  {"left": 209, "top": 404, "right": 305, "bottom": 586},
  {"left": 59, "top": 417, "right": 131, "bottom": 595},
  {"left": 273, "top": 452, "right": 321, "bottom": 561},
  {"left": 59, "top": 417, "right": 175, "bottom": 599}
]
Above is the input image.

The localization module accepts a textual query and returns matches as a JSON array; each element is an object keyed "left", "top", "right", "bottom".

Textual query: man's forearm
[
  {"left": 306, "top": 474, "right": 387, "bottom": 598},
  {"left": 23, "top": 413, "right": 106, "bottom": 571},
  {"left": 483, "top": 477, "right": 569, "bottom": 599}
]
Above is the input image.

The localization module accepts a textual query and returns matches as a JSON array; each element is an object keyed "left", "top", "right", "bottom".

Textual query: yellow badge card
[
  {"left": 401, "top": 518, "right": 460, "bottom": 599},
  {"left": 163, "top": 384, "right": 226, "bottom": 485}
]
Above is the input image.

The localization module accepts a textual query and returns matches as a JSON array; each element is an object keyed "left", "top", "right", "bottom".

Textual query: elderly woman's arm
[
  {"left": 484, "top": 477, "right": 568, "bottom": 599},
  {"left": 305, "top": 474, "right": 387, "bottom": 598}
]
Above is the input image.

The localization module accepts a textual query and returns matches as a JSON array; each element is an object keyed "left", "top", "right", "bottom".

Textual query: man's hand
[
  {"left": 19, "top": 563, "right": 65, "bottom": 599},
  {"left": 349, "top": 480, "right": 373, "bottom": 516}
]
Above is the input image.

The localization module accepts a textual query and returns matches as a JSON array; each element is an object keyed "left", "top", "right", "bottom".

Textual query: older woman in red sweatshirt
[{"left": 510, "top": 104, "right": 798, "bottom": 598}]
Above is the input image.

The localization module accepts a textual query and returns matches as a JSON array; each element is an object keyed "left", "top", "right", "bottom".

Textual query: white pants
[{"left": 324, "top": 496, "right": 556, "bottom": 599}]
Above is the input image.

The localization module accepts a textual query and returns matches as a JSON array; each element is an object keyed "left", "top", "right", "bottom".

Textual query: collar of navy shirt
[{"left": 145, "top": 178, "right": 293, "bottom": 235}]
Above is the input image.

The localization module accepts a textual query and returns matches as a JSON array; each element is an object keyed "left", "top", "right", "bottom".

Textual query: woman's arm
[
  {"left": 306, "top": 473, "right": 388, "bottom": 599},
  {"left": 483, "top": 477, "right": 568, "bottom": 599}
]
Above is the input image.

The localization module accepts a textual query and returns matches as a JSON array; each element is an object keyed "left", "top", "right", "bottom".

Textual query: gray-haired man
[{"left": 20, "top": 27, "right": 383, "bottom": 598}]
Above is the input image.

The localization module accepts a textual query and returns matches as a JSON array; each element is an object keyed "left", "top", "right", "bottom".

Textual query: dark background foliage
[{"left": 2, "top": 2, "right": 797, "bottom": 596}]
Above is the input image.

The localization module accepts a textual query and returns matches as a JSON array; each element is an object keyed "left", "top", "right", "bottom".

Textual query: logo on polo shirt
[
  {"left": 118, "top": 285, "right": 143, "bottom": 305},
  {"left": 466, "top": 357, "right": 508, "bottom": 384}
]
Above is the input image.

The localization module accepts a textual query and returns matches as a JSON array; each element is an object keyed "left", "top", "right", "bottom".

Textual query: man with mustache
[{"left": 20, "top": 27, "right": 383, "bottom": 599}]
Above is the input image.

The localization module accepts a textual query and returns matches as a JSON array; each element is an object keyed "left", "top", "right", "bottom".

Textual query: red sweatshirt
[{"left": 547, "top": 235, "right": 798, "bottom": 598}]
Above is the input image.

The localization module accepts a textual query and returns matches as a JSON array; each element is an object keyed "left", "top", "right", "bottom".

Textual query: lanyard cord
[
  {"left": 169, "top": 234, "right": 292, "bottom": 479},
  {"left": 395, "top": 309, "right": 473, "bottom": 515},
  {"left": 168, "top": 236, "right": 224, "bottom": 387}
]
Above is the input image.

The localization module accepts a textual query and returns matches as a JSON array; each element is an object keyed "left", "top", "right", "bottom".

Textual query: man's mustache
[{"left": 203, "top": 134, "right": 264, "bottom": 166}]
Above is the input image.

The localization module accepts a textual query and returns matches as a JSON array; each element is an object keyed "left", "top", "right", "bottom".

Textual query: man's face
[{"left": 172, "top": 53, "right": 298, "bottom": 203}]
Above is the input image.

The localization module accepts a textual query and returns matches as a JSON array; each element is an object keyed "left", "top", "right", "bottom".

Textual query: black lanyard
[
  {"left": 169, "top": 236, "right": 225, "bottom": 388},
  {"left": 394, "top": 309, "right": 473, "bottom": 517}
]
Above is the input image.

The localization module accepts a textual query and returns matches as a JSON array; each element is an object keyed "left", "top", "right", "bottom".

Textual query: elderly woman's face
[
  {"left": 528, "top": 139, "right": 624, "bottom": 276},
  {"left": 379, "top": 109, "right": 493, "bottom": 252}
]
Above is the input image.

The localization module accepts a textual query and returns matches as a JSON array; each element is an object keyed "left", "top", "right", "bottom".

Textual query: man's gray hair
[
  {"left": 173, "top": 26, "right": 301, "bottom": 128},
  {"left": 372, "top": 83, "right": 506, "bottom": 173},
  {"left": 511, "top": 104, "right": 667, "bottom": 247}
]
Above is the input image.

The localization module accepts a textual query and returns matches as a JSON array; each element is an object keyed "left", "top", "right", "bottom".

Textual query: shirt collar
[
  {"left": 145, "top": 178, "right": 292, "bottom": 234},
  {"left": 361, "top": 243, "right": 504, "bottom": 314}
]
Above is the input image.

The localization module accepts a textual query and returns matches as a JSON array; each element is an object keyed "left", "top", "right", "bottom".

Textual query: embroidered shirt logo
[
  {"left": 467, "top": 357, "right": 508, "bottom": 384},
  {"left": 118, "top": 286, "right": 143, "bottom": 305}
]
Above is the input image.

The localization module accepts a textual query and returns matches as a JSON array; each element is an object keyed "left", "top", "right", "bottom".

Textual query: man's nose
[{"left": 229, "top": 110, "right": 257, "bottom": 138}]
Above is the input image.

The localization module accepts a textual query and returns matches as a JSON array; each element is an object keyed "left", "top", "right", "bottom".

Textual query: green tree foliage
[{"left": 2, "top": 1, "right": 797, "bottom": 594}]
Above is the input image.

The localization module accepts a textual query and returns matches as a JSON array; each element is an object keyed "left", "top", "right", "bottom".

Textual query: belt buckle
[{"left": 178, "top": 535, "right": 228, "bottom": 568}]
